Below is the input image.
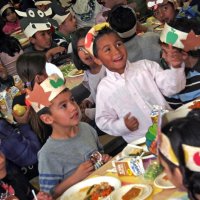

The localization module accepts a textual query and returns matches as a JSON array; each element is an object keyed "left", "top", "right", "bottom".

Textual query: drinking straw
[{"left": 31, "top": 189, "right": 38, "bottom": 200}]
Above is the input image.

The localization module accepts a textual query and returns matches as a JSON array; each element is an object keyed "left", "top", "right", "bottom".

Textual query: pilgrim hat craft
[
  {"left": 146, "top": 0, "right": 177, "bottom": 10},
  {"left": 16, "top": 8, "right": 58, "bottom": 38}
]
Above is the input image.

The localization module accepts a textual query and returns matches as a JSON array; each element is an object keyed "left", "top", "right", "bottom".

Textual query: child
[
  {"left": 85, "top": 23, "right": 186, "bottom": 143},
  {"left": 18, "top": 8, "right": 65, "bottom": 62},
  {"left": 108, "top": 5, "right": 161, "bottom": 64},
  {"left": 72, "top": 27, "right": 106, "bottom": 121},
  {"left": 0, "top": 1, "right": 20, "bottom": 35},
  {"left": 26, "top": 74, "right": 111, "bottom": 197},
  {"left": 34, "top": 0, "right": 51, "bottom": 12},
  {"left": 160, "top": 18, "right": 200, "bottom": 109},
  {"left": 159, "top": 109, "right": 200, "bottom": 200},
  {"left": 146, "top": 0, "right": 178, "bottom": 24},
  {"left": 53, "top": 10, "right": 77, "bottom": 50},
  {"left": 0, "top": 20, "right": 23, "bottom": 76}
]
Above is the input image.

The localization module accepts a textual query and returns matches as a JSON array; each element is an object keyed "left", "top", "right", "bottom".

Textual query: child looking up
[
  {"left": 0, "top": 1, "right": 20, "bottom": 35},
  {"left": 159, "top": 109, "right": 200, "bottom": 200},
  {"left": 26, "top": 74, "right": 111, "bottom": 198},
  {"left": 72, "top": 27, "right": 106, "bottom": 121},
  {"left": 160, "top": 18, "right": 200, "bottom": 109},
  {"left": 85, "top": 23, "right": 186, "bottom": 143}
]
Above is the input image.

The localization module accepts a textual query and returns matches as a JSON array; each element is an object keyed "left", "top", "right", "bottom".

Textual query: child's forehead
[{"left": 51, "top": 89, "right": 71, "bottom": 104}]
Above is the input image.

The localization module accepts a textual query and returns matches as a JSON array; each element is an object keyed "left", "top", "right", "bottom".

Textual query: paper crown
[
  {"left": 147, "top": 0, "right": 177, "bottom": 10},
  {"left": 17, "top": 8, "right": 58, "bottom": 38},
  {"left": 34, "top": 0, "right": 52, "bottom": 6},
  {"left": 0, "top": 2, "right": 13, "bottom": 15},
  {"left": 85, "top": 22, "right": 110, "bottom": 56},
  {"left": 159, "top": 133, "right": 200, "bottom": 172},
  {"left": 109, "top": 5, "right": 137, "bottom": 39},
  {"left": 26, "top": 74, "right": 66, "bottom": 113},
  {"left": 160, "top": 23, "right": 200, "bottom": 52}
]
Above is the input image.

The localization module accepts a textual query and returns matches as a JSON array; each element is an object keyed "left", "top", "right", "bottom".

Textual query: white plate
[
  {"left": 60, "top": 176, "right": 121, "bottom": 200},
  {"left": 154, "top": 173, "right": 176, "bottom": 189},
  {"left": 110, "top": 184, "right": 152, "bottom": 200},
  {"left": 130, "top": 137, "right": 146, "bottom": 145},
  {"left": 67, "top": 69, "right": 84, "bottom": 77}
]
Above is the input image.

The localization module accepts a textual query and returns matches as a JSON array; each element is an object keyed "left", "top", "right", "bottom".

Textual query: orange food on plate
[
  {"left": 122, "top": 187, "right": 141, "bottom": 200},
  {"left": 188, "top": 101, "right": 200, "bottom": 109},
  {"left": 163, "top": 175, "right": 169, "bottom": 181}
]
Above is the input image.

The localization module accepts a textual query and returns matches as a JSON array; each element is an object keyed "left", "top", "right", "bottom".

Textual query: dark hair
[
  {"left": 168, "top": 18, "right": 200, "bottom": 57},
  {"left": 93, "top": 26, "right": 119, "bottom": 57},
  {"left": 108, "top": 5, "right": 137, "bottom": 34},
  {"left": 16, "top": 52, "right": 46, "bottom": 89},
  {"left": 161, "top": 109, "right": 200, "bottom": 200},
  {"left": 71, "top": 27, "right": 91, "bottom": 70},
  {"left": 0, "top": 22, "right": 21, "bottom": 57}
]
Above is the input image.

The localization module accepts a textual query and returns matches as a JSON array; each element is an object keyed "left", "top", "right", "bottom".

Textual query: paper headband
[
  {"left": 159, "top": 133, "right": 200, "bottom": 172},
  {"left": 147, "top": 0, "right": 176, "bottom": 10},
  {"left": 52, "top": 12, "right": 71, "bottom": 25},
  {"left": 26, "top": 74, "right": 66, "bottom": 113},
  {"left": 85, "top": 22, "right": 110, "bottom": 56},
  {"left": 17, "top": 8, "right": 57, "bottom": 38},
  {"left": 0, "top": 3, "right": 13, "bottom": 15},
  {"left": 109, "top": 5, "right": 137, "bottom": 39},
  {"left": 34, "top": 1, "right": 51, "bottom": 6},
  {"left": 160, "top": 23, "right": 200, "bottom": 52}
]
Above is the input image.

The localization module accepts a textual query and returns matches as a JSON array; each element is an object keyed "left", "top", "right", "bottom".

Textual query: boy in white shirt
[{"left": 84, "top": 23, "right": 186, "bottom": 143}]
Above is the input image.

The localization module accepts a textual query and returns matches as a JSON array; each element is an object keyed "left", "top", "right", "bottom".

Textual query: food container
[{"left": 0, "top": 90, "right": 12, "bottom": 115}]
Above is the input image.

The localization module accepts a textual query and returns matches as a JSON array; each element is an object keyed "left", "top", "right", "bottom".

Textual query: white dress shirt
[{"left": 95, "top": 60, "right": 186, "bottom": 143}]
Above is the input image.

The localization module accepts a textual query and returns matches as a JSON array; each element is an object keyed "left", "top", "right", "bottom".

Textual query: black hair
[
  {"left": 108, "top": 5, "right": 136, "bottom": 33},
  {"left": 168, "top": 18, "right": 200, "bottom": 57},
  {"left": 16, "top": 52, "right": 46, "bottom": 89},
  {"left": 161, "top": 109, "right": 200, "bottom": 200},
  {"left": 71, "top": 27, "right": 91, "bottom": 70},
  {"left": 0, "top": 21, "right": 21, "bottom": 57},
  {"left": 93, "top": 26, "right": 119, "bottom": 57}
]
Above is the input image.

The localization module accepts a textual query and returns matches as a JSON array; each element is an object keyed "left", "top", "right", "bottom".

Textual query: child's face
[
  {"left": 159, "top": 155, "right": 185, "bottom": 191},
  {"left": 30, "top": 30, "right": 52, "bottom": 51},
  {"left": 61, "top": 13, "right": 77, "bottom": 34},
  {"left": 94, "top": 33, "right": 127, "bottom": 74},
  {"left": 5, "top": 8, "right": 18, "bottom": 23},
  {"left": 154, "top": 2, "right": 176, "bottom": 24},
  {"left": 36, "top": 4, "right": 49, "bottom": 12},
  {"left": 77, "top": 38, "right": 96, "bottom": 67},
  {"left": 48, "top": 90, "right": 80, "bottom": 127}
]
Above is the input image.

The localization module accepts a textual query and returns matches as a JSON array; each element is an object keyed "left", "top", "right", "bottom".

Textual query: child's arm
[
  {"left": 46, "top": 46, "right": 66, "bottom": 61},
  {"left": 49, "top": 161, "right": 94, "bottom": 198}
]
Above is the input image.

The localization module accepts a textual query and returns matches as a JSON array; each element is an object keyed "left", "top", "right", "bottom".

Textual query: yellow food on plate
[
  {"left": 74, "top": 69, "right": 84, "bottom": 76},
  {"left": 122, "top": 187, "right": 142, "bottom": 200}
]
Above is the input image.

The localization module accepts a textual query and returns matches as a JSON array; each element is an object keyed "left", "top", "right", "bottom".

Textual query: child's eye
[
  {"left": 116, "top": 41, "right": 123, "bottom": 47},
  {"left": 103, "top": 47, "right": 110, "bottom": 53},
  {"left": 163, "top": 6, "right": 168, "bottom": 11},
  {"left": 61, "top": 103, "right": 67, "bottom": 109},
  {"left": 70, "top": 96, "right": 75, "bottom": 102}
]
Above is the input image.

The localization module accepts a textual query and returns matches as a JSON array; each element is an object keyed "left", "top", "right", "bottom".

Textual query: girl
[
  {"left": 0, "top": 20, "right": 23, "bottom": 76},
  {"left": 0, "top": 2, "right": 20, "bottom": 35},
  {"left": 159, "top": 109, "right": 200, "bottom": 200},
  {"left": 72, "top": 27, "right": 106, "bottom": 121}
]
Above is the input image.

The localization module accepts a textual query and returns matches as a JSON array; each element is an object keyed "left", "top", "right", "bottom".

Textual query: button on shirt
[{"left": 95, "top": 60, "right": 186, "bottom": 143}]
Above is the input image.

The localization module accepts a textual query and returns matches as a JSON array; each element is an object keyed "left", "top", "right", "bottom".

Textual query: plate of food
[
  {"left": 59, "top": 63, "right": 76, "bottom": 77},
  {"left": 60, "top": 176, "right": 121, "bottom": 200},
  {"left": 67, "top": 69, "right": 84, "bottom": 77},
  {"left": 154, "top": 173, "right": 175, "bottom": 189},
  {"left": 130, "top": 137, "right": 146, "bottom": 146},
  {"left": 110, "top": 184, "right": 152, "bottom": 200}
]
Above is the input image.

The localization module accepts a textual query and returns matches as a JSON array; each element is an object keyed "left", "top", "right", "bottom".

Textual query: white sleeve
[
  {"left": 95, "top": 84, "right": 130, "bottom": 137},
  {"left": 147, "top": 60, "right": 186, "bottom": 96}
]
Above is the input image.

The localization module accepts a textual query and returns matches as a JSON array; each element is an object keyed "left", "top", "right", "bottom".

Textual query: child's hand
[
  {"left": 36, "top": 191, "right": 53, "bottom": 200},
  {"left": 124, "top": 112, "right": 139, "bottom": 132},
  {"left": 102, "top": 154, "right": 112, "bottom": 164},
  {"left": 161, "top": 44, "right": 185, "bottom": 68},
  {"left": 46, "top": 46, "right": 66, "bottom": 60},
  {"left": 72, "top": 160, "right": 94, "bottom": 182},
  {"left": 80, "top": 99, "right": 93, "bottom": 109}
]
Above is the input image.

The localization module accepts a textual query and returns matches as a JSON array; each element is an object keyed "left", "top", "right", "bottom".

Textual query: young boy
[
  {"left": 108, "top": 5, "right": 161, "bottom": 64},
  {"left": 146, "top": 0, "right": 178, "bottom": 24},
  {"left": 84, "top": 23, "right": 186, "bottom": 143},
  {"left": 18, "top": 8, "right": 65, "bottom": 62},
  {"left": 52, "top": 10, "right": 77, "bottom": 50},
  {"left": 160, "top": 18, "right": 200, "bottom": 109},
  {"left": 26, "top": 74, "right": 111, "bottom": 198}
]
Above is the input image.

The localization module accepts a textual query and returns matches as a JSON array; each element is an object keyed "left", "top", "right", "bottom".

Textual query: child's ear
[
  {"left": 35, "top": 74, "right": 47, "bottom": 84},
  {"left": 30, "top": 37, "right": 36, "bottom": 44},
  {"left": 40, "top": 114, "right": 53, "bottom": 125},
  {"left": 93, "top": 56, "right": 103, "bottom": 66},
  {"left": 182, "top": 51, "right": 189, "bottom": 61}
]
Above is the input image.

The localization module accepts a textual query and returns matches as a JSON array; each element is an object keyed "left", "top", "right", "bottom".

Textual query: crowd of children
[{"left": 0, "top": 0, "right": 200, "bottom": 199}]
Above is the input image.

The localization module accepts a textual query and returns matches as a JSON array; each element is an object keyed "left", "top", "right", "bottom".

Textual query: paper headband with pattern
[
  {"left": 159, "top": 133, "right": 200, "bottom": 172},
  {"left": 147, "top": 0, "right": 176, "bottom": 10},
  {"left": 85, "top": 22, "right": 110, "bottom": 56},
  {"left": 26, "top": 74, "right": 66, "bottom": 113},
  {"left": 0, "top": 3, "right": 13, "bottom": 15},
  {"left": 160, "top": 23, "right": 200, "bottom": 52}
]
